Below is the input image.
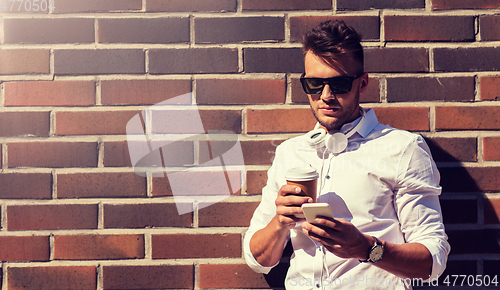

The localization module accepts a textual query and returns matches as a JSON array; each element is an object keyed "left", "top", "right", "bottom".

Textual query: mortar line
[
  {"left": 0, "top": 202, "right": 6, "bottom": 231},
  {"left": 144, "top": 233, "right": 152, "bottom": 259},
  {"left": 52, "top": 169, "right": 57, "bottom": 199},
  {"left": 98, "top": 202, "right": 104, "bottom": 229},
  {"left": 284, "top": 13, "right": 290, "bottom": 43},
  {"left": 0, "top": 82, "right": 5, "bottom": 107},
  {"left": 2, "top": 263, "right": 7, "bottom": 290},
  {"left": 95, "top": 78, "right": 102, "bottom": 106},
  {"left": 96, "top": 264, "right": 104, "bottom": 290},
  {"left": 97, "top": 138, "right": 105, "bottom": 168},
  {"left": 429, "top": 106, "right": 436, "bottom": 133},
  {"left": 475, "top": 74, "right": 481, "bottom": 101},
  {"left": 1, "top": 143, "right": 7, "bottom": 171},
  {"left": 190, "top": 14, "right": 195, "bottom": 47},
  {"left": 49, "top": 234, "right": 55, "bottom": 260}
]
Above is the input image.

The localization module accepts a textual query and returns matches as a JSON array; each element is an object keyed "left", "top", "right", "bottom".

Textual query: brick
[
  {"left": 480, "top": 15, "right": 500, "bottom": 41},
  {"left": 371, "top": 107, "right": 429, "bottom": 132},
  {"left": 434, "top": 47, "right": 500, "bottom": 72},
  {"left": 484, "top": 260, "right": 500, "bottom": 277},
  {"left": 151, "top": 109, "right": 241, "bottom": 134},
  {"left": 53, "top": 0, "right": 142, "bottom": 13},
  {"left": 0, "top": 111, "right": 49, "bottom": 137},
  {"left": 446, "top": 229, "right": 500, "bottom": 254},
  {"left": 4, "top": 18, "right": 94, "bottom": 44},
  {"left": 244, "top": 48, "right": 304, "bottom": 73},
  {"left": 54, "top": 234, "right": 144, "bottom": 260},
  {"left": 484, "top": 198, "right": 500, "bottom": 224},
  {"left": 196, "top": 79, "right": 285, "bottom": 104},
  {"left": 152, "top": 234, "right": 241, "bottom": 259},
  {"left": 98, "top": 18, "right": 189, "bottom": 44},
  {"left": 440, "top": 167, "right": 500, "bottom": 192},
  {"left": 104, "top": 203, "right": 193, "bottom": 228},
  {"left": 8, "top": 204, "right": 98, "bottom": 231},
  {"left": 57, "top": 173, "right": 147, "bottom": 198},
  {"left": 247, "top": 108, "right": 319, "bottom": 134},
  {"left": 479, "top": 76, "right": 500, "bottom": 101},
  {"left": 8, "top": 266, "right": 96, "bottom": 290},
  {"left": 103, "top": 265, "right": 193, "bottom": 289},
  {"left": 54, "top": 49, "right": 145, "bottom": 75},
  {"left": 125, "top": 140, "right": 195, "bottom": 169},
  {"left": 198, "top": 202, "right": 260, "bottom": 227},
  {"left": 147, "top": 0, "right": 236, "bottom": 12},
  {"left": 0, "top": 49, "right": 49, "bottom": 75},
  {"left": 195, "top": 17, "right": 284, "bottom": 44},
  {"left": 435, "top": 106, "right": 500, "bottom": 130},
  {"left": 384, "top": 16, "right": 474, "bottom": 42},
  {"left": 0, "top": 236, "right": 49, "bottom": 261},
  {"left": 55, "top": 110, "right": 139, "bottom": 135},
  {"left": 101, "top": 79, "right": 191, "bottom": 105},
  {"left": 243, "top": 0, "right": 330, "bottom": 10},
  {"left": 246, "top": 170, "right": 268, "bottom": 194},
  {"left": 103, "top": 141, "right": 132, "bottom": 167},
  {"left": 440, "top": 198, "right": 477, "bottom": 224},
  {"left": 438, "top": 260, "right": 477, "bottom": 283},
  {"left": 338, "top": 0, "right": 424, "bottom": 10},
  {"left": 149, "top": 48, "right": 238, "bottom": 74},
  {"left": 240, "top": 140, "right": 284, "bottom": 165},
  {"left": 4, "top": 81, "right": 95, "bottom": 106},
  {"left": 0, "top": 173, "right": 51, "bottom": 199},
  {"left": 365, "top": 47, "right": 428, "bottom": 73},
  {"left": 8, "top": 142, "right": 98, "bottom": 168},
  {"left": 424, "top": 137, "right": 477, "bottom": 162},
  {"left": 199, "top": 264, "right": 269, "bottom": 289},
  {"left": 152, "top": 171, "right": 242, "bottom": 196},
  {"left": 292, "top": 76, "right": 379, "bottom": 104},
  {"left": 290, "top": 16, "right": 380, "bottom": 42},
  {"left": 484, "top": 137, "right": 500, "bottom": 161},
  {"left": 431, "top": 0, "right": 500, "bottom": 10},
  {"left": 386, "top": 77, "right": 475, "bottom": 102}
]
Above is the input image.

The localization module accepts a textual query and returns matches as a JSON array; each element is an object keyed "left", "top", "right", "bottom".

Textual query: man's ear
[{"left": 358, "top": 73, "right": 369, "bottom": 94}]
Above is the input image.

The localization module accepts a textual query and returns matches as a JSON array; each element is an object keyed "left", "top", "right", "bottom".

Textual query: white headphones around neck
[{"left": 305, "top": 114, "right": 366, "bottom": 154}]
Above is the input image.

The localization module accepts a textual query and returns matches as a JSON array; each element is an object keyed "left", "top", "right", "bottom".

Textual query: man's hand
[
  {"left": 301, "top": 217, "right": 372, "bottom": 260},
  {"left": 275, "top": 185, "right": 313, "bottom": 230}
]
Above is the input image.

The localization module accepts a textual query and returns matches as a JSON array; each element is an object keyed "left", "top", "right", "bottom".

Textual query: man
[{"left": 243, "top": 20, "right": 450, "bottom": 289}]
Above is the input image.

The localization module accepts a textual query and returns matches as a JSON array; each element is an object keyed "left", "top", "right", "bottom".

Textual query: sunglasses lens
[
  {"left": 301, "top": 78, "right": 323, "bottom": 95},
  {"left": 329, "top": 77, "right": 352, "bottom": 94}
]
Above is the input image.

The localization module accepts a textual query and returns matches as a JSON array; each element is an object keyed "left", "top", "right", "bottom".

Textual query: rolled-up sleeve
[{"left": 394, "top": 135, "right": 451, "bottom": 279}]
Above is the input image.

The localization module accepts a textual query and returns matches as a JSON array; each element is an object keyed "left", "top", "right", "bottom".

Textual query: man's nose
[{"left": 320, "top": 84, "right": 336, "bottom": 101}]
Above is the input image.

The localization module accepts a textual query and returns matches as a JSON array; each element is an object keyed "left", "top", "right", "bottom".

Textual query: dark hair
[{"left": 302, "top": 20, "right": 364, "bottom": 71}]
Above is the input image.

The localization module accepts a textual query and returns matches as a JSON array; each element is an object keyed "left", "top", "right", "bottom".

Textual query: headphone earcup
[
  {"left": 305, "top": 129, "right": 327, "bottom": 148},
  {"left": 325, "top": 132, "right": 349, "bottom": 154}
]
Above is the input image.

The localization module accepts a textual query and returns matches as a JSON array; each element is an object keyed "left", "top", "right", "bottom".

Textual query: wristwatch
[{"left": 359, "top": 236, "right": 384, "bottom": 263}]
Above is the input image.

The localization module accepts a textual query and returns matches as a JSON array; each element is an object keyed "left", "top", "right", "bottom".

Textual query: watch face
[{"left": 370, "top": 245, "right": 384, "bottom": 262}]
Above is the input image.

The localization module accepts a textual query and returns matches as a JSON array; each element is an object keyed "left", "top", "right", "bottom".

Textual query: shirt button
[
  {"left": 325, "top": 175, "right": 330, "bottom": 179},
  {"left": 316, "top": 284, "right": 320, "bottom": 288}
]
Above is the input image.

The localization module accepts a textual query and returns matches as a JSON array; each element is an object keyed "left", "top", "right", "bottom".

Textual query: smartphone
[{"left": 301, "top": 203, "right": 334, "bottom": 224}]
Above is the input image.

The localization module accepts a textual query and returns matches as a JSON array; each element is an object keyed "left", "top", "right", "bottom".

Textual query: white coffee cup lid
[{"left": 285, "top": 167, "right": 319, "bottom": 181}]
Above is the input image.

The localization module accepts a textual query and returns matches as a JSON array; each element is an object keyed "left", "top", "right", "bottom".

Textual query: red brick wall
[{"left": 0, "top": 0, "right": 499, "bottom": 289}]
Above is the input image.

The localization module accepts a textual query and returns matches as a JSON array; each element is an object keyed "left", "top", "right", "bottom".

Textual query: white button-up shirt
[{"left": 244, "top": 108, "right": 450, "bottom": 290}]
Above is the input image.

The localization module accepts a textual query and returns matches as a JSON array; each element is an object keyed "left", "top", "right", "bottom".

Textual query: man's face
[{"left": 304, "top": 51, "right": 368, "bottom": 131}]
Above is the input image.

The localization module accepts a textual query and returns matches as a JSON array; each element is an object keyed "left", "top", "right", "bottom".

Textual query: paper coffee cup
[{"left": 285, "top": 167, "right": 319, "bottom": 218}]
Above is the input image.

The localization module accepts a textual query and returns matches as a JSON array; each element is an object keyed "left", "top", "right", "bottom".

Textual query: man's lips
[{"left": 319, "top": 107, "right": 340, "bottom": 115}]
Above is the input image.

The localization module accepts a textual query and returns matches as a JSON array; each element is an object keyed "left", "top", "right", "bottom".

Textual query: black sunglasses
[{"left": 300, "top": 72, "right": 364, "bottom": 95}]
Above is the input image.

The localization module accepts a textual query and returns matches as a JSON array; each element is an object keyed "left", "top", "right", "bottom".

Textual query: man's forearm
[
  {"left": 249, "top": 215, "right": 290, "bottom": 267},
  {"left": 371, "top": 236, "right": 433, "bottom": 279}
]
